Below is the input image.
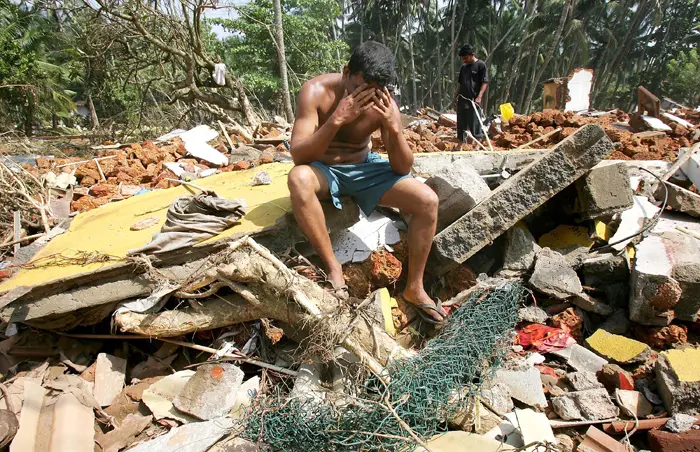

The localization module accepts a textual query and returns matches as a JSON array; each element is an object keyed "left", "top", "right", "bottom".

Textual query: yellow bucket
[{"left": 500, "top": 103, "right": 515, "bottom": 121}]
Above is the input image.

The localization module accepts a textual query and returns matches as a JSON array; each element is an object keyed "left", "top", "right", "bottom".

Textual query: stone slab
[
  {"left": 411, "top": 150, "right": 548, "bottom": 177},
  {"left": 663, "top": 232, "right": 700, "bottom": 322},
  {"left": 567, "top": 344, "right": 609, "bottom": 374},
  {"left": 50, "top": 393, "right": 95, "bottom": 452},
  {"left": 430, "top": 124, "right": 614, "bottom": 275},
  {"left": 94, "top": 353, "right": 127, "bottom": 407},
  {"left": 514, "top": 408, "right": 557, "bottom": 452},
  {"left": 567, "top": 371, "right": 604, "bottom": 391},
  {"left": 575, "top": 162, "right": 634, "bottom": 220},
  {"left": 173, "top": 363, "right": 244, "bottom": 420},
  {"left": 142, "top": 370, "right": 198, "bottom": 423}
]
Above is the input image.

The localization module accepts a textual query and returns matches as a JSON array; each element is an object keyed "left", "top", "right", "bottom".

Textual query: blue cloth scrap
[{"left": 310, "top": 152, "right": 411, "bottom": 216}]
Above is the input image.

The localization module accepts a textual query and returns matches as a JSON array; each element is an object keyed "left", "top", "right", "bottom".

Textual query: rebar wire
[{"left": 242, "top": 281, "right": 526, "bottom": 451}]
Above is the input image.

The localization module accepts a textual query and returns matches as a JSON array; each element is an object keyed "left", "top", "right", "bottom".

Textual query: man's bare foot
[{"left": 403, "top": 285, "right": 447, "bottom": 323}]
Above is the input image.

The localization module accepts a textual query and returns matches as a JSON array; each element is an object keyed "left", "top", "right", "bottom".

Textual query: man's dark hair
[
  {"left": 458, "top": 44, "right": 475, "bottom": 56},
  {"left": 348, "top": 41, "right": 397, "bottom": 88}
]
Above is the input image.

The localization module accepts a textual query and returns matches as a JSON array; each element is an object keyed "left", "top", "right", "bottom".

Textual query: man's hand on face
[
  {"left": 330, "top": 84, "right": 375, "bottom": 127},
  {"left": 372, "top": 87, "right": 400, "bottom": 134}
]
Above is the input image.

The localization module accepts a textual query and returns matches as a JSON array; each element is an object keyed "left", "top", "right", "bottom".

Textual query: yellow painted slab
[
  {"left": 539, "top": 225, "right": 594, "bottom": 249},
  {"left": 586, "top": 329, "right": 648, "bottom": 363},
  {"left": 0, "top": 163, "right": 294, "bottom": 294},
  {"left": 663, "top": 348, "right": 700, "bottom": 382},
  {"left": 377, "top": 288, "right": 398, "bottom": 337}
]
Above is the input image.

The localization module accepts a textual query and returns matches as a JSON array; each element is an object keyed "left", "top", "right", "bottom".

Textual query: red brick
[{"left": 649, "top": 428, "right": 700, "bottom": 452}]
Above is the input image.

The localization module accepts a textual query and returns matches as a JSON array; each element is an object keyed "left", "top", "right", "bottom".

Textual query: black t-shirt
[{"left": 458, "top": 60, "right": 489, "bottom": 100}]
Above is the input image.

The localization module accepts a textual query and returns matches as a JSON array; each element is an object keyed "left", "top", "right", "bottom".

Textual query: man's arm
[
  {"left": 290, "top": 81, "right": 375, "bottom": 165},
  {"left": 475, "top": 62, "right": 489, "bottom": 105},
  {"left": 375, "top": 88, "right": 413, "bottom": 175}
]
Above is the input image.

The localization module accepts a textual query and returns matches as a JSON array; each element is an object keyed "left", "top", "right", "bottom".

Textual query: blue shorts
[{"left": 311, "top": 152, "right": 411, "bottom": 216}]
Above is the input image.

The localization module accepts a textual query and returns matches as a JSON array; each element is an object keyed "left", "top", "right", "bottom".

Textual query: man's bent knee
[
  {"left": 410, "top": 185, "right": 439, "bottom": 218},
  {"left": 288, "top": 165, "right": 318, "bottom": 198}
]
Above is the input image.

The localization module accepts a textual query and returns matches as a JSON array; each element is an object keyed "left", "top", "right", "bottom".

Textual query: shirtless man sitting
[{"left": 288, "top": 42, "right": 446, "bottom": 323}]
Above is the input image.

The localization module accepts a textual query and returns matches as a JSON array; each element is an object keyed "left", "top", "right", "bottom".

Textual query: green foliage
[
  {"left": 665, "top": 49, "right": 700, "bottom": 106},
  {"left": 214, "top": 0, "right": 348, "bottom": 104}
]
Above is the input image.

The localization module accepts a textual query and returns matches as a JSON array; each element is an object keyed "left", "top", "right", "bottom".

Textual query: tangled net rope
[{"left": 243, "top": 280, "right": 526, "bottom": 451}]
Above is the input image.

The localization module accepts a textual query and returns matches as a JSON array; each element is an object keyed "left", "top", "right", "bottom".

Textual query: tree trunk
[
  {"left": 273, "top": 0, "right": 294, "bottom": 121},
  {"left": 450, "top": 0, "right": 457, "bottom": 83},
  {"left": 408, "top": 15, "right": 418, "bottom": 110},
  {"left": 88, "top": 94, "right": 100, "bottom": 130},
  {"left": 25, "top": 91, "right": 34, "bottom": 137},
  {"left": 522, "top": 0, "right": 573, "bottom": 113}
]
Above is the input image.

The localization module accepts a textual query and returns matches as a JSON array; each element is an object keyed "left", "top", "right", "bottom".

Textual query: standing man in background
[{"left": 454, "top": 45, "right": 489, "bottom": 144}]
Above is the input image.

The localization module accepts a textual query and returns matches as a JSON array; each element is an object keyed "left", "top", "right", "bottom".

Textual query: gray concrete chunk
[
  {"left": 656, "top": 181, "right": 700, "bottom": 218},
  {"left": 430, "top": 124, "right": 615, "bottom": 275},
  {"left": 567, "top": 344, "right": 609, "bottom": 374},
  {"left": 529, "top": 248, "right": 583, "bottom": 299},
  {"left": 173, "top": 363, "right": 244, "bottom": 420},
  {"left": 567, "top": 371, "right": 604, "bottom": 391},
  {"left": 574, "top": 162, "right": 633, "bottom": 220},
  {"left": 503, "top": 224, "right": 541, "bottom": 272},
  {"left": 93, "top": 353, "right": 127, "bottom": 407},
  {"left": 424, "top": 160, "right": 491, "bottom": 232},
  {"left": 495, "top": 367, "right": 548, "bottom": 408},
  {"left": 551, "top": 388, "right": 619, "bottom": 421}
]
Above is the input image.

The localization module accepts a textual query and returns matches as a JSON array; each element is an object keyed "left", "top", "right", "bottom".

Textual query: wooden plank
[{"left": 12, "top": 212, "right": 20, "bottom": 256}]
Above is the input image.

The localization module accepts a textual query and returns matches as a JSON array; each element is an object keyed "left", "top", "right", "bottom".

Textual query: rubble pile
[
  {"left": 373, "top": 108, "right": 700, "bottom": 162},
  {"left": 0, "top": 119, "right": 699, "bottom": 450}
]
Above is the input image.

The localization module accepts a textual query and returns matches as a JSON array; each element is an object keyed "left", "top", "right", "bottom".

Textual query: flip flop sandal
[
  {"left": 324, "top": 280, "right": 350, "bottom": 301},
  {"left": 407, "top": 298, "right": 446, "bottom": 325}
]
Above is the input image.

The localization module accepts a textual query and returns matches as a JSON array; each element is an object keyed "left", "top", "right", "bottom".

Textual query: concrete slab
[
  {"left": 431, "top": 124, "right": 614, "bottom": 275},
  {"left": 173, "top": 363, "right": 244, "bottom": 420},
  {"left": 94, "top": 353, "right": 127, "bottom": 407},
  {"left": 657, "top": 182, "right": 700, "bottom": 218},
  {"left": 680, "top": 147, "right": 700, "bottom": 189},
  {"left": 415, "top": 431, "right": 516, "bottom": 452},
  {"left": 10, "top": 381, "right": 46, "bottom": 452},
  {"left": 586, "top": 329, "right": 650, "bottom": 364},
  {"left": 529, "top": 248, "right": 583, "bottom": 299},
  {"left": 411, "top": 150, "right": 549, "bottom": 177},
  {"left": 609, "top": 196, "right": 660, "bottom": 252},
  {"left": 49, "top": 393, "right": 95, "bottom": 452},
  {"left": 514, "top": 408, "right": 557, "bottom": 452},
  {"left": 662, "top": 232, "right": 700, "bottom": 322}
]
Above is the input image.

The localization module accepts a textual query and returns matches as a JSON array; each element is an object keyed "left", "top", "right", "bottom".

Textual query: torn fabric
[{"left": 127, "top": 191, "right": 246, "bottom": 255}]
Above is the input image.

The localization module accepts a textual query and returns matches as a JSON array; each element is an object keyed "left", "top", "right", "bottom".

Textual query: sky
[{"left": 206, "top": 1, "right": 247, "bottom": 38}]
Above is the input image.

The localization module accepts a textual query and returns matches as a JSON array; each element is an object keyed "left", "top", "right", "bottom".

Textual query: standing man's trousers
[{"left": 457, "top": 100, "right": 483, "bottom": 142}]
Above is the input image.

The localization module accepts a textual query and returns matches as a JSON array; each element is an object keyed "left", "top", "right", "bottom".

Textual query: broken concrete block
[
  {"left": 566, "top": 344, "right": 609, "bottom": 374},
  {"left": 575, "top": 162, "right": 633, "bottom": 220},
  {"left": 128, "top": 417, "right": 233, "bottom": 452},
  {"left": 551, "top": 388, "right": 619, "bottom": 421},
  {"left": 514, "top": 408, "right": 557, "bottom": 452},
  {"left": 230, "top": 376, "right": 260, "bottom": 419},
  {"left": 571, "top": 293, "right": 613, "bottom": 316},
  {"left": 173, "top": 363, "right": 244, "bottom": 420},
  {"left": 655, "top": 347, "right": 700, "bottom": 415},
  {"left": 599, "top": 310, "right": 632, "bottom": 335},
  {"left": 597, "top": 364, "right": 635, "bottom": 392},
  {"left": 582, "top": 253, "right": 629, "bottom": 287},
  {"left": 518, "top": 306, "right": 549, "bottom": 324},
  {"left": 586, "top": 329, "right": 651, "bottom": 364},
  {"left": 93, "top": 353, "right": 127, "bottom": 407},
  {"left": 666, "top": 413, "right": 698, "bottom": 433},
  {"left": 496, "top": 366, "right": 548, "bottom": 408},
  {"left": 529, "top": 248, "right": 582, "bottom": 299},
  {"left": 503, "top": 223, "right": 541, "bottom": 272},
  {"left": 423, "top": 160, "right": 491, "bottom": 232},
  {"left": 656, "top": 181, "right": 700, "bottom": 218},
  {"left": 431, "top": 124, "right": 615, "bottom": 275},
  {"left": 615, "top": 389, "right": 653, "bottom": 418},
  {"left": 663, "top": 232, "right": 700, "bottom": 322},
  {"left": 609, "top": 196, "right": 661, "bottom": 251},
  {"left": 417, "top": 431, "right": 516, "bottom": 452},
  {"left": 480, "top": 381, "right": 514, "bottom": 415},
  {"left": 630, "top": 235, "right": 682, "bottom": 326},
  {"left": 96, "top": 413, "right": 152, "bottom": 452},
  {"left": 142, "top": 370, "right": 198, "bottom": 423},
  {"left": 648, "top": 427, "right": 700, "bottom": 452},
  {"left": 567, "top": 371, "right": 604, "bottom": 391}
]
